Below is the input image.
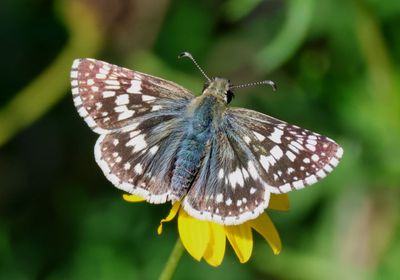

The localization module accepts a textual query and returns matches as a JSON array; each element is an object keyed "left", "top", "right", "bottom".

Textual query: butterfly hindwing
[
  {"left": 71, "top": 58, "right": 194, "bottom": 134},
  {"left": 224, "top": 108, "right": 343, "bottom": 193},
  {"left": 182, "top": 107, "right": 343, "bottom": 225},
  {"left": 95, "top": 116, "right": 187, "bottom": 203},
  {"left": 182, "top": 129, "right": 270, "bottom": 225}
]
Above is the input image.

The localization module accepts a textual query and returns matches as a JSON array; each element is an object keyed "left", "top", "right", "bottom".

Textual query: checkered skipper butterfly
[{"left": 71, "top": 52, "right": 343, "bottom": 225}]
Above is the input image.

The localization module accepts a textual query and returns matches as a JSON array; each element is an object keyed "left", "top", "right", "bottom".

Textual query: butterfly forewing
[{"left": 71, "top": 58, "right": 194, "bottom": 133}]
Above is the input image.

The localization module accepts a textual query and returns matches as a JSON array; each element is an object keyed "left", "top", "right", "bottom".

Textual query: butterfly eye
[{"left": 226, "top": 89, "right": 234, "bottom": 104}]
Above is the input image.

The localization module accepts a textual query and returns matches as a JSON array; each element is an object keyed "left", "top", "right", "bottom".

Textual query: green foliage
[{"left": 0, "top": 0, "right": 399, "bottom": 279}]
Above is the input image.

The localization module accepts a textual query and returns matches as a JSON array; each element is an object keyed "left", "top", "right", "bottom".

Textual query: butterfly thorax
[{"left": 170, "top": 92, "right": 226, "bottom": 199}]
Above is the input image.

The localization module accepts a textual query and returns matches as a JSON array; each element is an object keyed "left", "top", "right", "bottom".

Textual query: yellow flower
[{"left": 123, "top": 193, "right": 289, "bottom": 267}]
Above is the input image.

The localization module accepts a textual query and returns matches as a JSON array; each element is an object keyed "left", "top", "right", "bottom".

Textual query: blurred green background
[{"left": 1, "top": 0, "right": 400, "bottom": 279}]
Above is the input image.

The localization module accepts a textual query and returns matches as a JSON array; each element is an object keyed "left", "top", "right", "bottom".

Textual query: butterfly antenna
[
  {"left": 178, "top": 52, "right": 211, "bottom": 82},
  {"left": 230, "top": 80, "right": 277, "bottom": 91}
]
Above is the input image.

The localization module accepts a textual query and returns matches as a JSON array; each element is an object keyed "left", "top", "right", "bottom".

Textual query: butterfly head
[
  {"left": 202, "top": 77, "right": 234, "bottom": 104},
  {"left": 179, "top": 51, "right": 276, "bottom": 104}
]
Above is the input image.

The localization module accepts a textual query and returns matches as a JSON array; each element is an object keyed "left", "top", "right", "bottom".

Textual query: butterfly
[{"left": 71, "top": 52, "right": 343, "bottom": 225}]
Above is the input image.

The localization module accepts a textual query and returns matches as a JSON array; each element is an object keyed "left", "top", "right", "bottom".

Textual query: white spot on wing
[
  {"left": 330, "top": 158, "right": 339, "bottom": 166},
  {"left": 73, "top": 97, "right": 82, "bottom": 106},
  {"left": 305, "top": 175, "right": 317, "bottom": 185},
  {"left": 118, "top": 110, "right": 135, "bottom": 121},
  {"left": 134, "top": 163, "right": 143, "bottom": 174},
  {"left": 279, "top": 183, "right": 291, "bottom": 192},
  {"left": 291, "top": 141, "right": 304, "bottom": 150},
  {"left": 114, "top": 105, "right": 127, "bottom": 113},
  {"left": 103, "top": 91, "right": 115, "bottom": 98},
  {"left": 105, "top": 80, "right": 119, "bottom": 86},
  {"left": 71, "top": 87, "right": 79, "bottom": 95},
  {"left": 270, "top": 146, "right": 283, "bottom": 160},
  {"left": 70, "top": 71, "right": 78, "bottom": 78},
  {"left": 149, "top": 145, "right": 159, "bottom": 155},
  {"left": 124, "top": 162, "right": 131, "bottom": 170},
  {"left": 247, "top": 161, "right": 258, "bottom": 180},
  {"left": 324, "top": 164, "right": 333, "bottom": 172},
  {"left": 293, "top": 180, "right": 304, "bottom": 189},
  {"left": 151, "top": 105, "right": 163, "bottom": 112},
  {"left": 306, "top": 144, "right": 316, "bottom": 151},
  {"left": 71, "top": 59, "right": 80, "bottom": 69},
  {"left": 254, "top": 131, "right": 265, "bottom": 141},
  {"left": 142, "top": 95, "right": 156, "bottom": 101},
  {"left": 218, "top": 168, "right": 224, "bottom": 179},
  {"left": 268, "top": 128, "right": 283, "bottom": 144},
  {"left": 87, "top": 79, "right": 94, "bottom": 85},
  {"left": 336, "top": 147, "right": 343, "bottom": 158},
  {"left": 316, "top": 169, "right": 326, "bottom": 178},
  {"left": 287, "top": 167, "right": 295, "bottom": 174},
  {"left": 260, "top": 155, "right": 275, "bottom": 172},
  {"left": 216, "top": 193, "right": 223, "bottom": 203},
  {"left": 115, "top": 94, "right": 129, "bottom": 105},
  {"left": 311, "top": 154, "right": 319, "bottom": 162},
  {"left": 126, "top": 134, "right": 147, "bottom": 153},
  {"left": 228, "top": 168, "right": 244, "bottom": 188},
  {"left": 127, "top": 80, "right": 142, "bottom": 94},
  {"left": 286, "top": 151, "right": 296, "bottom": 162},
  {"left": 96, "top": 73, "right": 106, "bottom": 79},
  {"left": 129, "top": 130, "right": 141, "bottom": 138}
]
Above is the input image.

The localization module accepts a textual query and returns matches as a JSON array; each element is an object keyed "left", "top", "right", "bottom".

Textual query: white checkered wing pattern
[
  {"left": 94, "top": 117, "right": 187, "bottom": 203},
  {"left": 182, "top": 107, "right": 343, "bottom": 225},
  {"left": 71, "top": 58, "right": 194, "bottom": 134},
  {"left": 71, "top": 59, "right": 194, "bottom": 202}
]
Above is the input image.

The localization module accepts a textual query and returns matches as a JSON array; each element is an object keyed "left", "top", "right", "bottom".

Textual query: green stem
[{"left": 158, "top": 238, "right": 185, "bottom": 280}]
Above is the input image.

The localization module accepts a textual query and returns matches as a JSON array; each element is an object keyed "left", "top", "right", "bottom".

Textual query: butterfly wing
[
  {"left": 94, "top": 117, "right": 187, "bottom": 203},
  {"left": 71, "top": 58, "right": 194, "bottom": 134},
  {"left": 182, "top": 107, "right": 343, "bottom": 225},
  {"left": 71, "top": 58, "right": 194, "bottom": 202}
]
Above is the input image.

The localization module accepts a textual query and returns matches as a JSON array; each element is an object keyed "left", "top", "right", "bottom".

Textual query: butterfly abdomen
[{"left": 170, "top": 96, "right": 217, "bottom": 198}]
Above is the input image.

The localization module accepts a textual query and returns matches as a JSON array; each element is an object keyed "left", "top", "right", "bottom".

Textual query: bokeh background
[{"left": 1, "top": 0, "right": 400, "bottom": 279}]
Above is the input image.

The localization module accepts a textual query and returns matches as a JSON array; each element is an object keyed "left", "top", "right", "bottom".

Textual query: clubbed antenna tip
[{"left": 178, "top": 51, "right": 211, "bottom": 82}]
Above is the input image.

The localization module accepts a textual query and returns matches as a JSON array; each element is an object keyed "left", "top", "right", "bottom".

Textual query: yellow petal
[
  {"left": 178, "top": 209, "right": 210, "bottom": 261},
  {"left": 225, "top": 224, "right": 253, "bottom": 263},
  {"left": 268, "top": 194, "right": 289, "bottom": 211},
  {"left": 157, "top": 202, "right": 180, "bottom": 235},
  {"left": 122, "top": 194, "right": 146, "bottom": 202},
  {"left": 203, "top": 222, "right": 226, "bottom": 267},
  {"left": 248, "top": 213, "right": 281, "bottom": 255}
]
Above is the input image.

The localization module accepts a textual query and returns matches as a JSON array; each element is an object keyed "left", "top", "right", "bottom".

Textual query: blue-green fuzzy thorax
[{"left": 171, "top": 95, "right": 221, "bottom": 196}]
